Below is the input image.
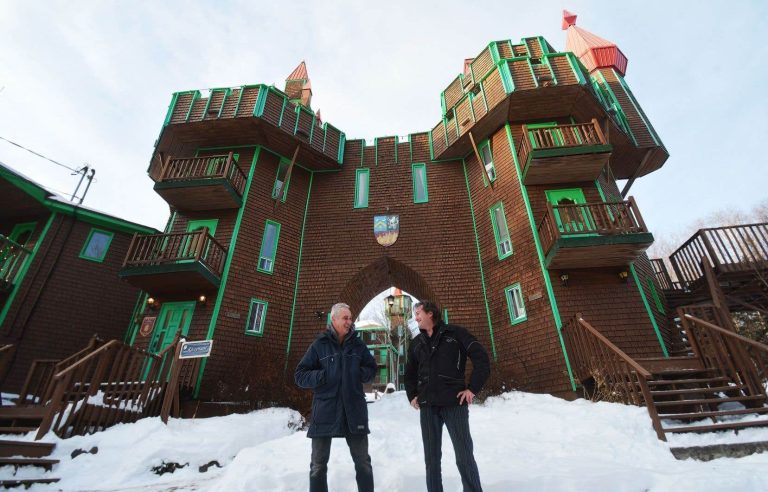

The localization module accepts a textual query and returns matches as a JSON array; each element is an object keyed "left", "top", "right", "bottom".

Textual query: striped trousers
[{"left": 419, "top": 405, "right": 483, "bottom": 492}]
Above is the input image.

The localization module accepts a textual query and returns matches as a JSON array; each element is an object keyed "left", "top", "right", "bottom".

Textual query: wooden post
[
  {"left": 161, "top": 340, "right": 185, "bottom": 424},
  {"left": 628, "top": 197, "right": 647, "bottom": 232},
  {"left": 591, "top": 118, "right": 607, "bottom": 145},
  {"left": 468, "top": 131, "right": 492, "bottom": 188},
  {"left": 274, "top": 145, "right": 300, "bottom": 210}
]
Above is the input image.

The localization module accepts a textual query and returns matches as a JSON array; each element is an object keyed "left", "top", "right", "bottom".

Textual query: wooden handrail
[
  {"left": 684, "top": 314, "right": 768, "bottom": 354},
  {"left": 157, "top": 153, "right": 247, "bottom": 196},
  {"left": 122, "top": 230, "right": 227, "bottom": 277},
  {"left": 576, "top": 317, "right": 652, "bottom": 378},
  {"left": 517, "top": 120, "right": 608, "bottom": 170}
]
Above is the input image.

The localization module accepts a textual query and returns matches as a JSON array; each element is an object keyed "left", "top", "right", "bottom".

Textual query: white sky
[
  {"left": 5, "top": 390, "right": 768, "bottom": 490},
  {"left": 1, "top": 1, "right": 766, "bottom": 244}
]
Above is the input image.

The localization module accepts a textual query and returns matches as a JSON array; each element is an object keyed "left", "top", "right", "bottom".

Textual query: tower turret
[
  {"left": 284, "top": 61, "right": 312, "bottom": 108},
  {"left": 563, "top": 10, "right": 628, "bottom": 75}
]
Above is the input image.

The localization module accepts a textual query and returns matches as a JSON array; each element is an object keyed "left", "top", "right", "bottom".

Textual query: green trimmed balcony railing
[
  {"left": 537, "top": 198, "right": 653, "bottom": 269},
  {"left": 120, "top": 229, "right": 227, "bottom": 296},
  {"left": 154, "top": 152, "right": 247, "bottom": 211},
  {"left": 0, "top": 234, "right": 31, "bottom": 292},
  {"left": 517, "top": 120, "right": 612, "bottom": 185}
]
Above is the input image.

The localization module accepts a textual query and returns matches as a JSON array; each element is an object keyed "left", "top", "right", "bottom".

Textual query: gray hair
[{"left": 330, "top": 302, "right": 351, "bottom": 319}]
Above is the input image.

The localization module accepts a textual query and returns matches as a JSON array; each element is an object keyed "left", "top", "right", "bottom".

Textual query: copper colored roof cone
[
  {"left": 563, "top": 11, "right": 628, "bottom": 76},
  {"left": 287, "top": 61, "right": 308, "bottom": 81}
]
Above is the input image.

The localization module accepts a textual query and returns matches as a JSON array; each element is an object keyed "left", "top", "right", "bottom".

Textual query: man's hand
[
  {"left": 457, "top": 389, "right": 475, "bottom": 405},
  {"left": 410, "top": 397, "right": 420, "bottom": 410}
]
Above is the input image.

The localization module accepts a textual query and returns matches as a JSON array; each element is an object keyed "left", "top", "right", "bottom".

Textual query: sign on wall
[
  {"left": 139, "top": 316, "right": 156, "bottom": 337},
  {"left": 374, "top": 215, "right": 399, "bottom": 247},
  {"left": 179, "top": 340, "right": 214, "bottom": 359}
]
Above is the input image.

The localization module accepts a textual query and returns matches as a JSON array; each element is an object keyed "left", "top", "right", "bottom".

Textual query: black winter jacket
[
  {"left": 404, "top": 322, "right": 490, "bottom": 407},
  {"left": 295, "top": 327, "right": 378, "bottom": 438}
]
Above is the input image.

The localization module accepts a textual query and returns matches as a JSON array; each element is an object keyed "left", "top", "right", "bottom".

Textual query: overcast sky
[{"left": 1, "top": 1, "right": 766, "bottom": 246}]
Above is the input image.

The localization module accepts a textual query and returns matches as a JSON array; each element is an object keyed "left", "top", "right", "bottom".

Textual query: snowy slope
[{"left": 3, "top": 391, "right": 768, "bottom": 491}]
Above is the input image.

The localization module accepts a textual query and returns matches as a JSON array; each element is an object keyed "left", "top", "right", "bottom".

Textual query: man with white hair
[{"left": 295, "top": 302, "right": 378, "bottom": 492}]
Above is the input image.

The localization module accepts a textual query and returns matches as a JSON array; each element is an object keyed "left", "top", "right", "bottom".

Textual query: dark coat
[
  {"left": 295, "top": 327, "right": 378, "bottom": 438},
  {"left": 404, "top": 322, "right": 490, "bottom": 407}
]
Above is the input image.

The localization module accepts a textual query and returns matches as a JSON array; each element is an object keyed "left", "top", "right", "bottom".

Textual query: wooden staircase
[{"left": 0, "top": 407, "right": 59, "bottom": 488}]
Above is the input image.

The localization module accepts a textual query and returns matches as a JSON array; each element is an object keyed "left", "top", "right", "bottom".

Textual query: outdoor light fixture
[
  {"left": 618, "top": 270, "right": 629, "bottom": 282},
  {"left": 385, "top": 294, "right": 396, "bottom": 316},
  {"left": 559, "top": 273, "right": 569, "bottom": 287},
  {"left": 197, "top": 294, "right": 207, "bottom": 304},
  {"left": 146, "top": 297, "right": 157, "bottom": 307}
]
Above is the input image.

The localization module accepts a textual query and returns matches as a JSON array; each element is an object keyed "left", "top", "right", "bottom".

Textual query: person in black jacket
[
  {"left": 295, "top": 302, "right": 378, "bottom": 492},
  {"left": 404, "top": 300, "right": 490, "bottom": 492}
]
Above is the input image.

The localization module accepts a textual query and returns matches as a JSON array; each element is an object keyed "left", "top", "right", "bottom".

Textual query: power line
[{"left": 0, "top": 135, "right": 81, "bottom": 173}]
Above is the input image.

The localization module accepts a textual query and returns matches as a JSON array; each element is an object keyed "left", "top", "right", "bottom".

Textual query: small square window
[
  {"left": 246, "top": 299, "right": 268, "bottom": 336},
  {"left": 79, "top": 229, "right": 114, "bottom": 262}
]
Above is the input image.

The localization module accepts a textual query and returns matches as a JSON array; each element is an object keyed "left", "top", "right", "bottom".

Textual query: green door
[
  {"left": 143, "top": 301, "right": 195, "bottom": 379},
  {"left": 1, "top": 222, "right": 37, "bottom": 283},
  {"left": 545, "top": 189, "right": 595, "bottom": 235}
]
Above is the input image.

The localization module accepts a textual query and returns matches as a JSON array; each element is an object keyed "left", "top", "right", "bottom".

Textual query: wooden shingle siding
[
  {"left": 525, "top": 38, "right": 544, "bottom": 59},
  {"left": 203, "top": 91, "right": 227, "bottom": 120},
  {"left": 279, "top": 104, "right": 297, "bottom": 133},
  {"left": 170, "top": 93, "right": 195, "bottom": 124},
  {"left": 443, "top": 76, "right": 465, "bottom": 113},
  {"left": 512, "top": 44, "right": 528, "bottom": 57},
  {"left": 601, "top": 69, "right": 657, "bottom": 148},
  {"left": 445, "top": 116, "right": 459, "bottom": 146},
  {"left": 311, "top": 121, "right": 325, "bottom": 152},
  {"left": 497, "top": 40, "right": 513, "bottom": 59},
  {"left": 410, "top": 133, "right": 431, "bottom": 163},
  {"left": 431, "top": 122, "right": 447, "bottom": 157},
  {"left": 295, "top": 109, "right": 314, "bottom": 143},
  {"left": 376, "top": 137, "right": 397, "bottom": 166},
  {"left": 324, "top": 126, "right": 341, "bottom": 159},
  {"left": 189, "top": 97, "right": 207, "bottom": 122},
  {"left": 455, "top": 97, "right": 474, "bottom": 137},
  {"left": 262, "top": 91, "right": 284, "bottom": 127},
  {"left": 235, "top": 87, "right": 260, "bottom": 117},
  {"left": 483, "top": 69, "right": 506, "bottom": 108},
  {"left": 508, "top": 60, "right": 537, "bottom": 91},
  {"left": 220, "top": 88, "right": 240, "bottom": 118},
  {"left": 548, "top": 56, "right": 578, "bottom": 85},
  {"left": 470, "top": 46, "right": 495, "bottom": 83}
]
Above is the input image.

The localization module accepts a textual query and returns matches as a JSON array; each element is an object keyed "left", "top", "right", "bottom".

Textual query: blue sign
[{"left": 179, "top": 340, "right": 213, "bottom": 359}]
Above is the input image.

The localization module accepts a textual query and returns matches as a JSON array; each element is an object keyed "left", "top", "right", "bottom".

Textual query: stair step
[
  {"left": 648, "top": 376, "right": 730, "bottom": 386},
  {"left": 660, "top": 406, "right": 768, "bottom": 421},
  {"left": 650, "top": 384, "right": 743, "bottom": 397},
  {"left": 0, "top": 478, "right": 60, "bottom": 488},
  {"left": 0, "top": 427, "right": 36, "bottom": 435},
  {"left": 670, "top": 440, "right": 768, "bottom": 461},
  {"left": 636, "top": 356, "right": 703, "bottom": 372},
  {"left": 651, "top": 368, "right": 717, "bottom": 378},
  {"left": 664, "top": 418, "right": 768, "bottom": 434},
  {"left": 0, "top": 440, "right": 55, "bottom": 458},
  {"left": 0, "top": 457, "right": 59, "bottom": 470},
  {"left": 654, "top": 395, "right": 766, "bottom": 408}
]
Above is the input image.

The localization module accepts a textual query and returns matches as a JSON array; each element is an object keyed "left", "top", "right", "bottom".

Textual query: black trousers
[
  {"left": 309, "top": 434, "right": 373, "bottom": 492},
  {"left": 420, "top": 405, "right": 482, "bottom": 492}
]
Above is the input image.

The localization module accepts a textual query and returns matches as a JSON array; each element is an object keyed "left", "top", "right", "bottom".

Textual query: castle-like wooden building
[{"left": 118, "top": 11, "right": 672, "bottom": 404}]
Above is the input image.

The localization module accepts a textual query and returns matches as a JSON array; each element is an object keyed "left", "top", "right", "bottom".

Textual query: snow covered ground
[{"left": 3, "top": 391, "right": 768, "bottom": 491}]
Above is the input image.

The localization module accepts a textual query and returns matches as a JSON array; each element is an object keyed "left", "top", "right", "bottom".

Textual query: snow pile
[{"left": 3, "top": 391, "right": 767, "bottom": 491}]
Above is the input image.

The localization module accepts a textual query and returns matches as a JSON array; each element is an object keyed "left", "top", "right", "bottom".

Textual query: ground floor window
[
  {"left": 246, "top": 298, "right": 268, "bottom": 336},
  {"left": 504, "top": 283, "right": 527, "bottom": 325}
]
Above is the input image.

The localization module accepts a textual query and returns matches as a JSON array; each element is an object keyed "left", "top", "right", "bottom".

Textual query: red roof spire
[
  {"left": 287, "top": 61, "right": 308, "bottom": 81},
  {"left": 563, "top": 11, "right": 628, "bottom": 76}
]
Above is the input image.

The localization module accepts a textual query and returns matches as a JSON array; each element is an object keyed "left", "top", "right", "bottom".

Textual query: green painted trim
[
  {"left": 338, "top": 133, "right": 346, "bottom": 164},
  {"left": 119, "top": 262, "right": 222, "bottom": 287},
  {"left": 648, "top": 277, "right": 666, "bottom": 314},
  {"left": 428, "top": 131, "right": 434, "bottom": 161},
  {"left": 0, "top": 212, "right": 56, "bottom": 328},
  {"left": 498, "top": 63, "right": 515, "bottom": 93},
  {"left": 285, "top": 172, "right": 313, "bottom": 368},
  {"left": 529, "top": 144, "right": 612, "bottom": 159},
  {"left": 45, "top": 202, "right": 155, "bottom": 235},
  {"left": 411, "top": 163, "right": 428, "bottom": 204},
  {"left": 594, "top": 71, "right": 636, "bottom": 145},
  {"left": 163, "top": 93, "right": 180, "bottom": 127},
  {"left": 78, "top": 228, "right": 114, "bottom": 263},
  {"left": 504, "top": 283, "right": 528, "bottom": 326},
  {"left": 489, "top": 201, "right": 513, "bottom": 260},
  {"left": 245, "top": 298, "right": 268, "bottom": 336},
  {"left": 504, "top": 124, "right": 575, "bottom": 390},
  {"left": 186, "top": 218, "right": 219, "bottom": 236},
  {"left": 443, "top": 308, "right": 449, "bottom": 324},
  {"left": 489, "top": 42, "right": 501, "bottom": 63},
  {"left": 374, "top": 138, "right": 378, "bottom": 167},
  {"left": 565, "top": 53, "right": 587, "bottom": 85},
  {"left": 253, "top": 85, "right": 269, "bottom": 117},
  {"left": 354, "top": 168, "right": 369, "bottom": 208},
  {"left": 0, "top": 166, "right": 49, "bottom": 203},
  {"left": 196, "top": 147, "right": 261, "bottom": 396},
  {"left": 322, "top": 124, "right": 328, "bottom": 152},
  {"left": 184, "top": 91, "right": 201, "bottom": 122},
  {"left": 126, "top": 292, "right": 147, "bottom": 345},
  {"left": 216, "top": 88, "right": 231, "bottom": 118},
  {"left": 257, "top": 220, "right": 281, "bottom": 275},
  {"left": 462, "top": 161, "right": 496, "bottom": 359},
  {"left": 613, "top": 70, "right": 663, "bottom": 146},
  {"left": 631, "top": 264, "right": 669, "bottom": 357},
  {"left": 538, "top": 36, "right": 551, "bottom": 55}
]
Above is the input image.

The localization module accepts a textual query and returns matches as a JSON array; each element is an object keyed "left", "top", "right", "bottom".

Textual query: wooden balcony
[
  {"left": 153, "top": 153, "right": 247, "bottom": 211},
  {"left": 517, "top": 119, "right": 612, "bottom": 185},
  {"left": 537, "top": 198, "right": 653, "bottom": 269},
  {"left": 119, "top": 230, "right": 227, "bottom": 296},
  {"left": 0, "top": 235, "right": 31, "bottom": 293}
]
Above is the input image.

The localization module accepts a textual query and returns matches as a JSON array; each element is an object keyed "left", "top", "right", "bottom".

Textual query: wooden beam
[
  {"left": 274, "top": 145, "right": 300, "bottom": 210},
  {"left": 621, "top": 148, "right": 653, "bottom": 198},
  {"left": 468, "top": 131, "right": 492, "bottom": 188}
]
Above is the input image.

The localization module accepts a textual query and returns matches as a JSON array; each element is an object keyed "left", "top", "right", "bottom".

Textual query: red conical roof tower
[
  {"left": 563, "top": 10, "right": 628, "bottom": 76},
  {"left": 284, "top": 61, "right": 312, "bottom": 108}
]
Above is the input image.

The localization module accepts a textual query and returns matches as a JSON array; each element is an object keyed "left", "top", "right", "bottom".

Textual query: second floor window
[
  {"left": 412, "top": 163, "right": 428, "bottom": 203},
  {"left": 355, "top": 168, "right": 370, "bottom": 208},
  {"left": 257, "top": 220, "right": 281, "bottom": 274},
  {"left": 505, "top": 283, "right": 527, "bottom": 325},
  {"left": 479, "top": 140, "right": 496, "bottom": 183},
  {"left": 272, "top": 159, "right": 290, "bottom": 202},
  {"left": 490, "top": 202, "right": 513, "bottom": 259},
  {"left": 246, "top": 298, "right": 268, "bottom": 336}
]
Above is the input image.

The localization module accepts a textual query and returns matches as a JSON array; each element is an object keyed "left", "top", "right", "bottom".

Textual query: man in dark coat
[
  {"left": 295, "top": 302, "right": 378, "bottom": 492},
  {"left": 404, "top": 300, "right": 490, "bottom": 492}
]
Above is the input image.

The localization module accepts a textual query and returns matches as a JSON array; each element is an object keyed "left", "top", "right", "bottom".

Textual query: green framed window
[
  {"left": 490, "top": 202, "right": 513, "bottom": 259},
  {"left": 257, "top": 220, "right": 281, "bottom": 274},
  {"left": 354, "top": 168, "right": 370, "bottom": 208},
  {"left": 245, "top": 298, "right": 268, "bottom": 336},
  {"left": 79, "top": 228, "right": 114, "bottom": 262},
  {"left": 478, "top": 139, "right": 496, "bottom": 183},
  {"left": 412, "top": 163, "right": 428, "bottom": 203},
  {"left": 504, "top": 283, "right": 527, "bottom": 325},
  {"left": 647, "top": 278, "right": 665, "bottom": 314},
  {"left": 271, "top": 158, "right": 291, "bottom": 202}
]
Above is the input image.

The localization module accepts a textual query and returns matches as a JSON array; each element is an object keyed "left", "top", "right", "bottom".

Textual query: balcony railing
[
  {"left": 123, "top": 229, "right": 227, "bottom": 279},
  {"left": 0, "top": 234, "right": 32, "bottom": 291},
  {"left": 158, "top": 152, "right": 247, "bottom": 197},
  {"left": 669, "top": 223, "right": 768, "bottom": 287},
  {"left": 517, "top": 119, "right": 608, "bottom": 172}
]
